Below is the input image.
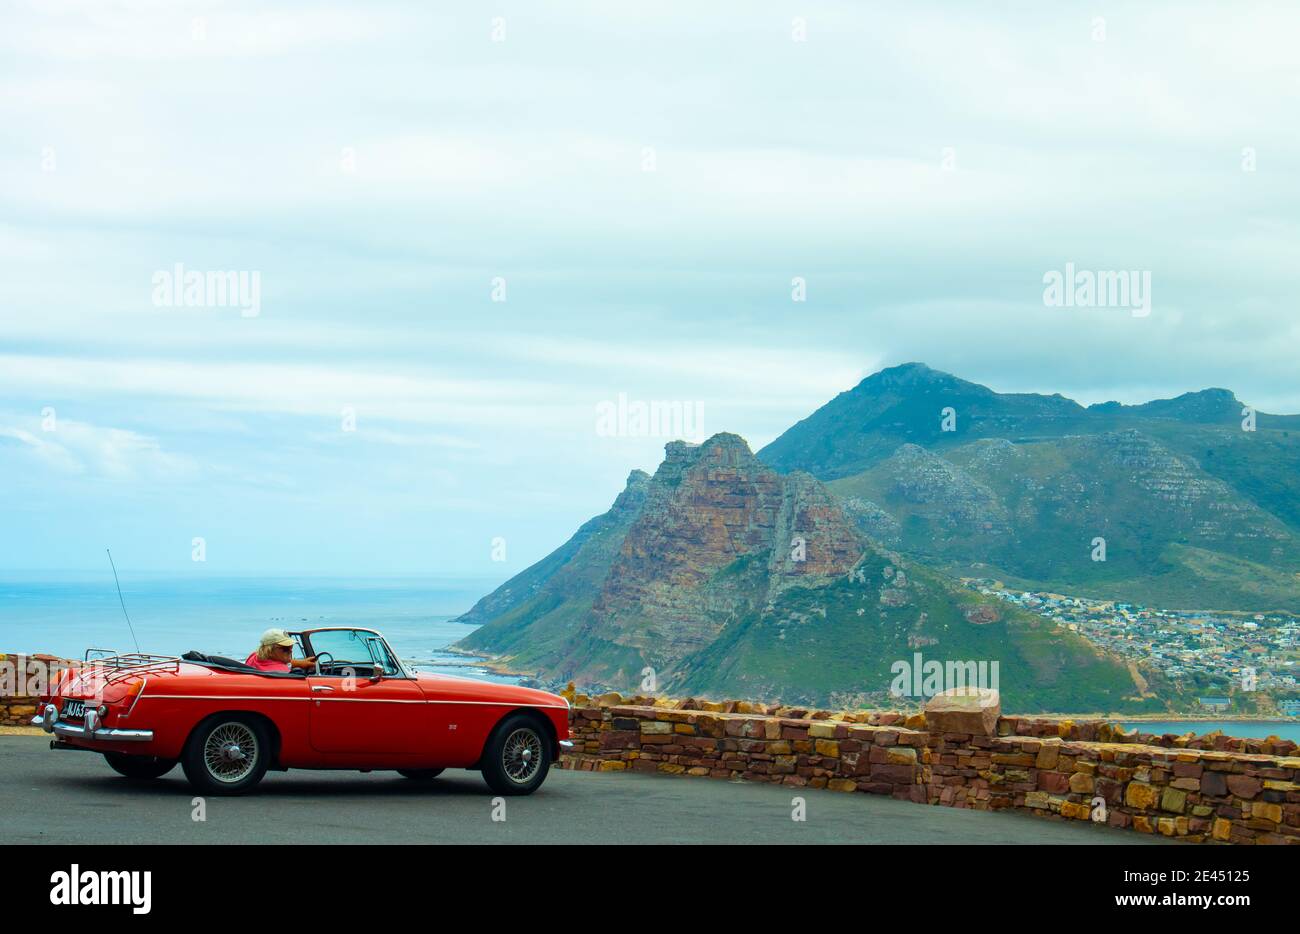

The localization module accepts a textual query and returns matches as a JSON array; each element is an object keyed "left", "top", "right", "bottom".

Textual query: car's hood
[{"left": 413, "top": 672, "right": 568, "bottom": 709}]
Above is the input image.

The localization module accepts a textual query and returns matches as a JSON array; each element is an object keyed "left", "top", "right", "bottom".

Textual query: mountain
[
  {"left": 759, "top": 362, "right": 1091, "bottom": 480},
  {"left": 759, "top": 363, "right": 1300, "bottom": 611},
  {"left": 454, "top": 433, "right": 1148, "bottom": 711}
]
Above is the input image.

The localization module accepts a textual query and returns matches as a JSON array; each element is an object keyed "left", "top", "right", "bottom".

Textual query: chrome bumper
[
  {"left": 32, "top": 704, "right": 154, "bottom": 743},
  {"left": 559, "top": 739, "right": 576, "bottom": 750}
]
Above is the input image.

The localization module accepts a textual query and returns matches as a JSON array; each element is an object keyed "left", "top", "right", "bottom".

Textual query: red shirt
[{"left": 244, "top": 652, "right": 290, "bottom": 672}]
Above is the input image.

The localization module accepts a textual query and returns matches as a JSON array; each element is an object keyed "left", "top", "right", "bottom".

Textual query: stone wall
[
  {"left": 0, "top": 654, "right": 74, "bottom": 726},
  {"left": 558, "top": 692, "right": 1300, "bottom": 845}
]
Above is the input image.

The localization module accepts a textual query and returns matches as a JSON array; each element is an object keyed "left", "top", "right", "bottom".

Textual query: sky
[{"left": 2, "top": 1, "right": 1298, "bottom": 581}]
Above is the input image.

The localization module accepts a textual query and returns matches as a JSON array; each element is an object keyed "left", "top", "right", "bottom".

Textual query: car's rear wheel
[
  {"left": 181, "top": 715, "right": 271, "bottom": 796},
  {"left": 396, "top": 768, "right": 444, "bottom": 780},
  {"left": 480, "top": 713, "right": 551, "bottom": 796},
  {"left": 104, "top": 752, "right": 177, "bottom": 780}
]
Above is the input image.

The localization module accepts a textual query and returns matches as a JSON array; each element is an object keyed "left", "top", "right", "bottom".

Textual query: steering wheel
[{"left": 314, "top": 652, "right": 334, "bottom": 675}]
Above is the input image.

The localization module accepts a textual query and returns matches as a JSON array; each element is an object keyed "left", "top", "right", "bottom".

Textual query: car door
[
  {"left": 306, "top": 674, "right": 428, "bottom": 754},
  {"left": 303, "top": 629, "right": 430, "bottom": 755}
]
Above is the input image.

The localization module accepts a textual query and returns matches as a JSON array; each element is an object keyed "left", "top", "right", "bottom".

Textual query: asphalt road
[{"left": 2, "top": 735, "right": 1170, "bottom": 845}]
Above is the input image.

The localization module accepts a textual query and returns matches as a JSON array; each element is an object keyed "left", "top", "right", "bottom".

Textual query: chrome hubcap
[
  {"left": 502, "top": 728, "right": 543, "bottom": 784},
  {"left": 204, "top": 723, "right": 258, "bottom": 783}
]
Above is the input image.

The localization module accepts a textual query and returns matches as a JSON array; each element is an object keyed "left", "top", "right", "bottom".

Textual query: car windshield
[{"left": 305, "top": 629, "right": 401, "bottom": 674}]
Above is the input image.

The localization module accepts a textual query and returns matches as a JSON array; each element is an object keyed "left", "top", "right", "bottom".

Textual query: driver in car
[{"left": 245, "top": 629, "right": 317, "bottom": 673}]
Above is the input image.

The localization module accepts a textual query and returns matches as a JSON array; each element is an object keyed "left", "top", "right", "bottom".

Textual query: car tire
[
  {"left": 181, "top": 714, "right": 271, "bottom": 796},
  {"left": 480, "top": 713, "right": 551, "bottom": 796},
  {"left": 396, "top": 768, "right": 444, "bottom": 780},
  {"left": 104, "top": 752, "right": 177, "bottom": 780}
]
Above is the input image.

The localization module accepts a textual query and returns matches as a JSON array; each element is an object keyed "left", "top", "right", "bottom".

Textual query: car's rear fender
[{"left": 180, "top": 709, "right": 285, "bottom": 768}]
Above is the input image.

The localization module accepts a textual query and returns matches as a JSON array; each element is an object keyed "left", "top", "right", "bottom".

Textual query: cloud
[
  {"left": 0, "top": 425, "right": 82, "bottom": 474},
  {"left": 0, "top": 415, "right": 196, "bottom": 482}
]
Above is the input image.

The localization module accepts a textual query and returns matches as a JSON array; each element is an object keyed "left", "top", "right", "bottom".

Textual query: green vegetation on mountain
[
  {"left": 676, "top": 548, "right": 1152, "bottom": 713},
  {"left": 763, "top": 363, "right": 1300, "bottom": 612}
]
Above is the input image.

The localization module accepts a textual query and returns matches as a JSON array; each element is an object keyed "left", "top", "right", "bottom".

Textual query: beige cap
[{"left": 259, "top": 628, "right": 296, "bottom": 649}]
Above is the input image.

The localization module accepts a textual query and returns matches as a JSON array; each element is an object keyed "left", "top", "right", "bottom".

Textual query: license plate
[{"left": 62, "top": 700, "right": 85, "bottom": 721}]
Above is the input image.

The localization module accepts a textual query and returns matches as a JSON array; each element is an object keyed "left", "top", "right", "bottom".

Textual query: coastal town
[{"left": 964, "top": 579, "right": 1300, "bottom": 717}]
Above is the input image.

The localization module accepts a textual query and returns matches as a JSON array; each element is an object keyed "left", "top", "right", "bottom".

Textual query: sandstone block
[
  {"left": 924, "top": 687, "right": 1000, "bottom": 736},
  {"left": 1252, "top": 801, "right": 1283, "bottom": 824},
  {"left": 1226, "top": 774, "right": 1262, "bottom": 799},
  {"left": 1125, "top": 782, "right": 1159, "bottom": 809},
  {"left": 1160, "top": 787, "right": 1187, "bottom": 814},
  {"left": 1024, "top": 791, "right": 1054, "bottom": 810},
  {"left": 814, "top": 739, "right": 839, "bottom": 758},
  {"left": 1038, "top": 771, "right": 1070, "bottom": 793},
  {"left": 1201, "top": 771, "right": 1228, "bottom": 796},
  {"left": 886, "top": 747, "right": 918, "bottom": 766}
]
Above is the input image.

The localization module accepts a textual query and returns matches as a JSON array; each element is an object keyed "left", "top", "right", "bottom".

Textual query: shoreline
[{"left": 441, "top": 646, "right": 546, "bottom": 681}]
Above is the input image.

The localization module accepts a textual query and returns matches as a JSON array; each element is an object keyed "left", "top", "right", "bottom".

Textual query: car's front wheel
[
  {"left": 104, "top": 752, "right": 177, "bottom": 780},
  {"left": 181, "top": 715, "right": 271, "bottom": 796},
  {"left": 480, "top": 713, "right": 551, "bottom": 796}
]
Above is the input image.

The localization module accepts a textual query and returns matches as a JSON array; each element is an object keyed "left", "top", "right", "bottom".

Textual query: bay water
[{"left": 0, "top": 574, "right": 521, "bottom": 684}]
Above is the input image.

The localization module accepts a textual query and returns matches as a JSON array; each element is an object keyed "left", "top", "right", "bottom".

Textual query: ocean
[
  {"left": 1119, "top": 720, "right": 1300, "bottom": 744},
  {"left": 0, "top": 575, "right": 522, "bottom": 685}
]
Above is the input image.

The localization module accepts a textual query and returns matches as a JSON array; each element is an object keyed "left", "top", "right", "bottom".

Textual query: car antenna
[{"left": 106, "top": 548, "right": 142, "bottom": 653}]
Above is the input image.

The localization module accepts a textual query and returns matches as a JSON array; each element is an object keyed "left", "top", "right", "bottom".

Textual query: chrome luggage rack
[{"left": 79, "top": 649, "right": 181, "bottom": 683}]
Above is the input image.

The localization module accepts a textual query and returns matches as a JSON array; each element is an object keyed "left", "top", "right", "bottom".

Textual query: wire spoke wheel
[
  {"left": 501, "top": 727, "right": 543, "bottom": 784},
  {"left": 203, "top": 722, "right": 259, "bottom": 784}
]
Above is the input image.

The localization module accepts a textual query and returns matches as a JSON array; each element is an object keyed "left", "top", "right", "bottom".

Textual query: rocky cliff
[
  {"left": 456, "top": 434, "right": 865, "bottom": 686},
  {"left": 454, "top": 433, "right": 1142, "bottom": 711}
]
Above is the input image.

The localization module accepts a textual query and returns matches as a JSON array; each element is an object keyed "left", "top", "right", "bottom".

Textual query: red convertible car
[{"left": 33, "top": 627, "right": 573, "bottom": 796}]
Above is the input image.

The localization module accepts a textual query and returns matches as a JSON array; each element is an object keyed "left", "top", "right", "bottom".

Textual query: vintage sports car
[{"left": 33, "top": 627, "right": 573, "bottom": 796}]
